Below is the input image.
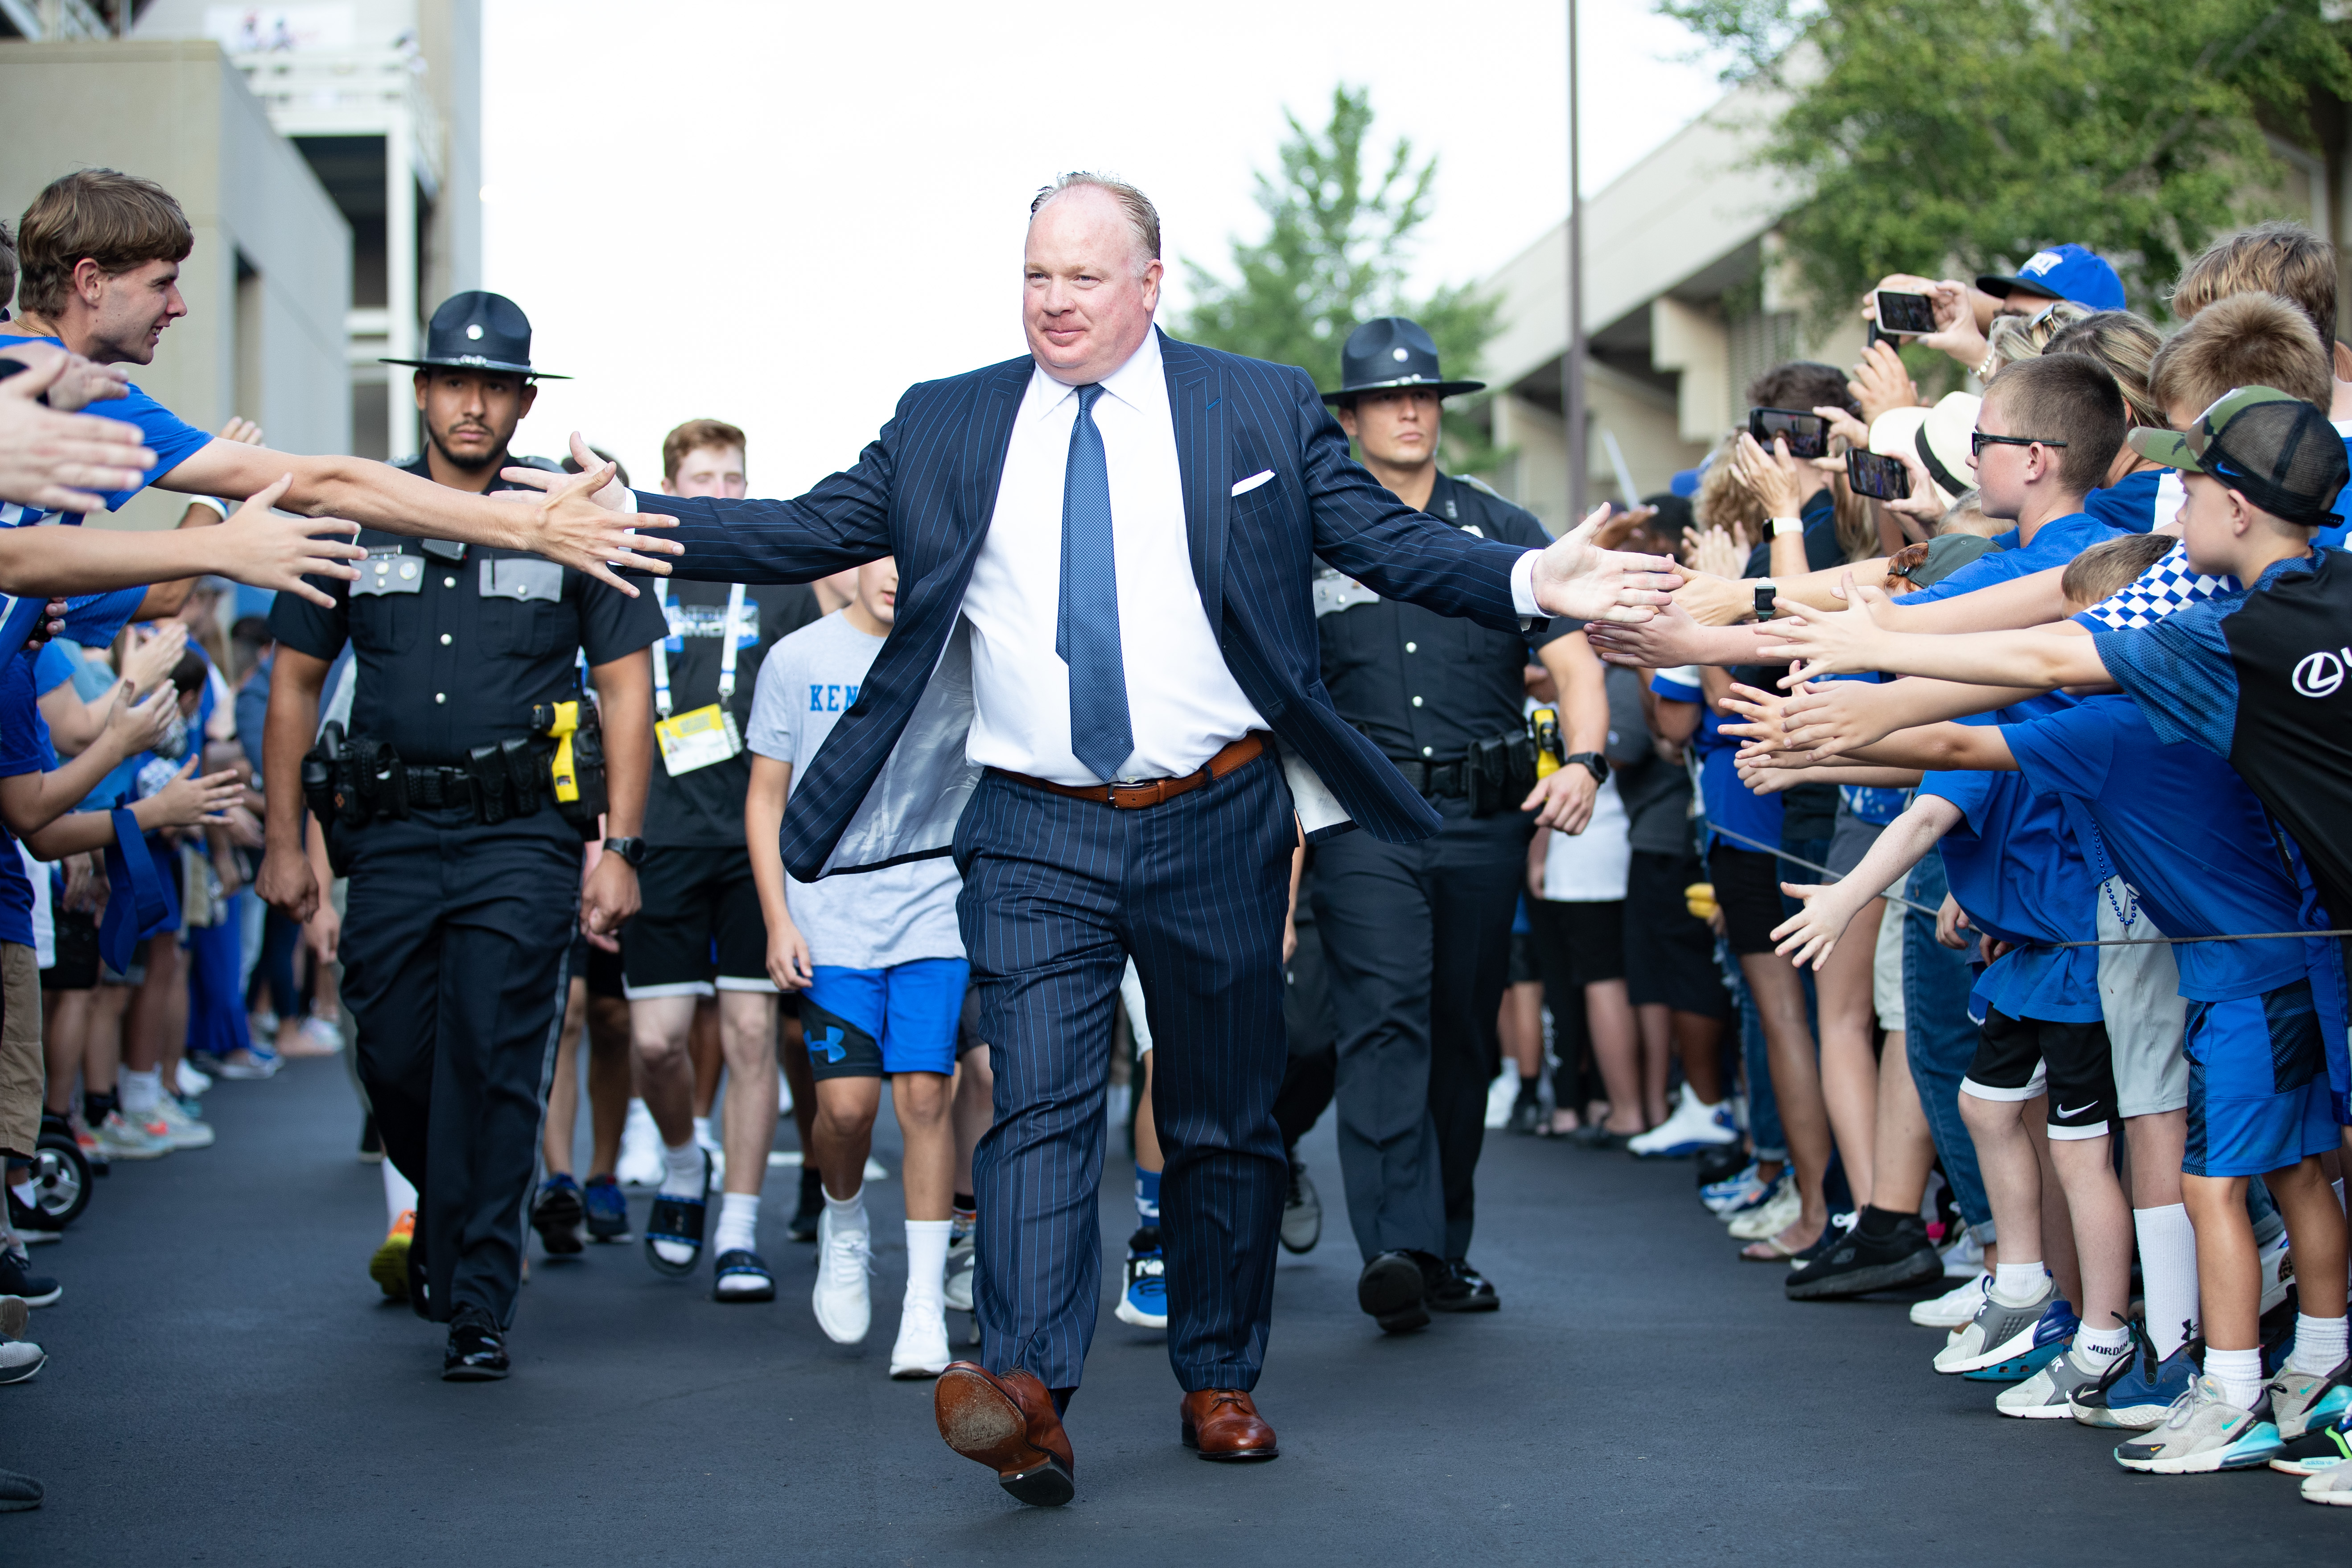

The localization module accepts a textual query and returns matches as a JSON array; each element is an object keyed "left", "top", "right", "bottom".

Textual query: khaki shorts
[
  {"left": 1873, "top": 868, "right": 1908, "bottom": 1033},
  {"left": 2097, "top": 878, "right": 2188, "bottom": 1118},
  {"left": 0, "top": 942, "right": 43, "bottom": 1158}
]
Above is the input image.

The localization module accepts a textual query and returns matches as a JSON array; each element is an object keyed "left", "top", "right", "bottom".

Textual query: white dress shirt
[{"left": 961, "top": 328, "right": 1269, "bottom": 786}]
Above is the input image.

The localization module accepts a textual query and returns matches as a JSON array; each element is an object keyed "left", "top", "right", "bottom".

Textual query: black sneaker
[
  {"left": 531, "top": 1175, "right": 585, "bottom": 1256},
  {"left": 442, "top": 1305, "right": 510, "bottom": 1381},
  {"left": 0, "top": 1248, "right": 59, "bottom": 1309},
  {"left": 1428, "top": 1258, "right": 1499, "bottom": 1313},
  {"left": 788, "top": 1165, "right": 823, "bottom": 1243},
  {"left": 1694, "top": 1141, "right": 1748, "bottom": 1188},
  {"left": 358, "top": 1115, "right": 382, "bottom": 1163},
  {"left": 1507, "top": 1084, "right": 1543, "bottom": 1136},
  {"left": 4, "top": 1188, "right": 61, "bottom": 1246},
  {"left": 1357, "top": 1250, "right": 1429, "bottom": 1334},
  {"left": 1784, "top": 1208, "right": 1941, "bottom": 1300}
]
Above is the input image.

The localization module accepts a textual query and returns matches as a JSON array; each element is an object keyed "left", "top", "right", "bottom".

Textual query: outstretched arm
[
  {"left": 1759, "top": 585, "right": 2113, "bottom": 691},
  {"left": 1771, "top": 792, "right": 1963, "bottom": 969}
]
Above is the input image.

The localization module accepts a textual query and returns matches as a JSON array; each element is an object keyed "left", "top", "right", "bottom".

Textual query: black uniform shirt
[
  {"left": 1314, "top": 472, "right": 1575, "bottom": 763},
  {"left": 270, "top": 454, "right": 667, "bottom": 766},
  {"left": 644, "top": 576, "right": 821, "bottom": 847}
]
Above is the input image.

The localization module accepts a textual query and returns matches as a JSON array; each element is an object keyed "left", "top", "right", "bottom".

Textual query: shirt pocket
[
  {"left": 348, "top": 547, "right": 423, "bottom": 655},
  {"left": 476, "top": 556, "right": 564, "bottom": 657}
]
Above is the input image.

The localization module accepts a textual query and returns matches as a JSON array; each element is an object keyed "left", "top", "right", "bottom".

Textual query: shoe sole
[
  {"left": 1114, "top": 1301, "right": 1169, "bottom": 1329},
  {"left": 1428, "top": 1295, "right": 1499, "bottom": 1314},
  {"left": 2072, "top": 1401, "right": 2171, "bottom": 1430},
  {"left": 813, "top": 1283, "right": 871, "bottom": 1345},
  {"left": 934, "top": 1366, "right": 1072, "bottom": 1506},
  {"left": 1357, "top": 1255, "right": 1428, "bottom": 1334},
  {"left": 1278, "top": 1218, "right": 1321, "bottom": 1255},
  {"left": 1935, "top": 1316, "right": 2047, "bottom": 1374},
  {"left": 1631, "top": 1133, "right": 1739, "bottom": 1159},
  {"left": 1182, "top": 1421, "right": 1279, "bottom": 1461},
  {"left": 441, "top": 1364, "right": 510, "bottom": 1382},
  {"left": 1962, "top": 1340, "right": 2069, "bottom": 1382},
  {"left": 1785, "top": 1247, "right": 1942, "bottom": 1301},
  {"left": 2116, "top": 1425, "right": 2281, "bottom": 1473},
  {"left": 93, "top": 1143, "right": 167, "bottom": 1162},
  {"left": 714, "top": 1282, "right": 776, "bottom": 1303},
  {"left": 0, "top": 1353, "right": 43, "bottom": 1386},
  {"left": 2272, "top": 1454, "right": 2348, "bottom": 1477}
]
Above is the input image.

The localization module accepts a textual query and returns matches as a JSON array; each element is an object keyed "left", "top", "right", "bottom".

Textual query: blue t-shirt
[
  {"left": 1650, "top": 667, "right": 1786, "bottom": 854},
  {"left": 2082, "top": 468, "right": 2177, "bottom": 535},
  {"left": 0, "top": 653, "right": 55, "bottom": 947},
  {"left": 1839, "top": 784, "right": 1908, "bottom": 825},
  {"left": 2003, "top": 695, "right": 2310, "bottom": 1000},
  {"left": 1898, "top": 512, "right": 2125, "bottom": 607},
  {"left": 1920, "top": 756, "right": 2103, "bottom": 1023}
]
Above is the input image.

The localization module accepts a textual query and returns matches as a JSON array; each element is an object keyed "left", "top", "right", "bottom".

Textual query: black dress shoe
[
  {"left": 1428, "top": 1258, "right": 1499, "bottom": 1313},
  {"left": 1357, "top": 1250, "right": 1429, "bottom": 1334},
  {"left": 442, "top": 1305, "right": 510, "bottom": 1381}
]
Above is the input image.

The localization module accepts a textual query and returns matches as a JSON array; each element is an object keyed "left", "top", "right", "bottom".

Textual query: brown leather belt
[{"left": 989, "top": 732, "right": 1269, "bottom": 809}]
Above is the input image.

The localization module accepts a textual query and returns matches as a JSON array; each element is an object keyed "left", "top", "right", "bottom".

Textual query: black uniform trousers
[
  {"left": 1314, "top": 796, "right": 1528, "bottom": 1262},
  {"left": 335, "top": 805, "right": 580, "bottom": 1326}
]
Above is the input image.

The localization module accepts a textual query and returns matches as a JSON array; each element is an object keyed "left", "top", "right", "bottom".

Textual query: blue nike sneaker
[
  {"left": 1115, "top": 1226, "right": 1167, "bottom": 1329},
  {"left": 1960, "top": 1297, "right": 2081, "bottom": 1382},
  {"left": 583, "top": 1173, "right": 630, "bottom": 1243},
  {"left": 1701, "top": 1161, "right": 1768, "bottom": 1216},
  {"left": 2073, "top": 1320, "right": 2200, "bottom": 1428}
]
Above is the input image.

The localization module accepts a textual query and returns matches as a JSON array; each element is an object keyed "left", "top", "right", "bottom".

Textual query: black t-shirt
[
  {"left": 1314, "top": 473, "right": 1575, "bottom": 763},
  {"left": 644, "top": 577, "right": 821, "bottom": 846},
  {"left": 268, "top": 455, "right": 667, "bottom": 765}
]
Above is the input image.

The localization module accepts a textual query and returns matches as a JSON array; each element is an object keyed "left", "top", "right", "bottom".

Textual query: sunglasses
[{"left": 1970, "top": 431, "right": 2069, "bottom": 456}]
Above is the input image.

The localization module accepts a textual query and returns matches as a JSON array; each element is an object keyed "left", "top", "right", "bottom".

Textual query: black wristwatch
[
  {"left": 1562, "top": 752, "right": 1610, "bottom": 785},
  {"left": 602, "top": 836, "right": 647, "bottom": 868}
]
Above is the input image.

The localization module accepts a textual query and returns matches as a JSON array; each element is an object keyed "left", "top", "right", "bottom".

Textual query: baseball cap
[
  {"left": 1977, "top": 243, "right": 2126, "bottom": 313},
  {"left": 2128, "top": 386, "right": 2349, "bottom": 527}
]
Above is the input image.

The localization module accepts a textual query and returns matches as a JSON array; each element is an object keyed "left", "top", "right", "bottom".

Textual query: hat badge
[
  {"left": 465, "top": 324, "right": 484, "bottom": 340},
  {"left": 1392, "top": 347, "right": 1409, "bottom": 361}
]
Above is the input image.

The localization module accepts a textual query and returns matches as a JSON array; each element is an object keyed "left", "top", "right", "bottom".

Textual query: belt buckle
[{"left": 1109, "top": 779, "right": 1163, "bottom": 809}]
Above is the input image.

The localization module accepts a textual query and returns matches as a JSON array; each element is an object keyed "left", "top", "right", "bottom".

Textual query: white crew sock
[
  {"left": 2291, "top": 1312, "right": 2350, "bottom": 1376},
  {"left": 824, "top": 1184, "right": 867, "bottom": 1237},
  {"left": 905, "top": 1219, "right": 952, "bottom": 1310},
  {"left": 2206, "top": 1345, "right": 2264, "bottom": 1409},
  {"left": 659, "top": 1139, "right": 705, "bottom": 1198},
  {"left": 2134, "top": 1204, "right": 2200, "bottom": 1358},
  {"left": 2075, "top": 1322, "right": 2131, "bottom": 1359},
  {"left": 1991, "top": 1261, "right": 2047, "bottom": 1307},
  {"left": 714, "top": 1192, "right": 760, "bottom": 1255},
  {"left": 692, "top": 1115, "right": 717, "bottom": 1148},
  {"left": 119, "top": 1066, "right": 162, "bottom": 1115},
  {"left": 383, "top": 1160, "right": 417, "bottom": 1231}
]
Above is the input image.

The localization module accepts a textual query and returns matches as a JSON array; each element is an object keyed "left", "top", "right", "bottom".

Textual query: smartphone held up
[
  {"left": 1845, "top": 448, "right": 1911, "bottom": 502},
  {"left": 1747, "top": 407, "right": 1829, "bottom": 460},
  {"left": 1871, "top": 288, "right": 1939, "bottom": 337}
]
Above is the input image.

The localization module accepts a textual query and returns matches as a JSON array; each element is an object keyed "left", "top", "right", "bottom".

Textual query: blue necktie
[{"left": 1056, "top": 385, "right": 1133, "bottom": 781}]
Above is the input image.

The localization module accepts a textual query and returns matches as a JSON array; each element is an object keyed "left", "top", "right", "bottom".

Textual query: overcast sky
[{"left": 480, "top": 0, "right": 1727, "bottom": 494}]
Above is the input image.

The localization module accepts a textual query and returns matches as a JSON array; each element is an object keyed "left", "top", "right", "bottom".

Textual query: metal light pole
[{"left": 1565, "top": 0, "right": 1589, "bottom": 522}]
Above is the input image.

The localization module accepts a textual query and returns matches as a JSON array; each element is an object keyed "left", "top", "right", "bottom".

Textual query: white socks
[
  {"left": 1991, "top": 1262, "right": 2047, "bottom": 1307},
  {"left": 905, "top": 1219, "right": 952, "bottom": 1311},
  {"left": 714, "top": 1192, "right": 760, "bottom": 1255},
  {"left": 2290, "top": 1313, "right": 2350, "bottom": 1376},
  {"left": 2206, "top": 1345, "right": 2264, "bottom": 1409},
  {"left": 120, "top": 1066, "right": 161, "bottom": 1115},
  {"left": 824, "top": 1184, "right": 868, "bottom": 1237},
  {"left": 2134, "top": 1204, "right": 2201, "bottom": 1358},
  {"left": 659, "top": 1139, "right": 704, "bottom": 1198},
  {"left": 2075, "top": 1322, "right": 2131, "bottom": 1359},
  {"left": 383, "top": 1160, "right": 417, "bottom": 1231}
]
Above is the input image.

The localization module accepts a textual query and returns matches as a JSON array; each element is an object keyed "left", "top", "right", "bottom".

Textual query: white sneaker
[
  {"left": 147, "top": 1097, "right": 214, "bottom": 1150},
  {"left": 943, "top": 1224, "right": 975, "bottom": 1313},
  {"left": 617, "top": 1100, "right": 663, "bottom": 1189},
  {"left": 0, "top": 1338, "right": 45, "bottom": 1385},
  {"left": 890, "top": 1296, "right": 951, "bottom": 1379},
  {"left": 812, "top": 1209, "right": 873, "bottom": 1344},
  {"left": 1482, "top": 1070, "right": 1518, "bottom": 1130},
  {"left": 1939, "top": 1230, "right": 1984, "bottom": 1280},
  {"left": 1627, "top": 1084, "right": 1738, "bottom": 1157},
  {"left": 298, "top": 1013, "right": 344, "bottom": 1053},
  {"left": 1911, "top": 1272, "right": 1990, "bottom": 1329},
  {"left": 174, "top": 1061, "right": 212, "bottom": 1098},
  {"left": 1725, "top": 1180, "right": 1800, "bottom": 1240},
  {"left": 93, "top": 1110, "right": 169, "bottom": 1162}
]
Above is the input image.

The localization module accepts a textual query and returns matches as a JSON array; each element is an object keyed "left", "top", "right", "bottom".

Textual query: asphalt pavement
[{"left": 4, "top": 1054, "right": 2344, "bottom": 1565}]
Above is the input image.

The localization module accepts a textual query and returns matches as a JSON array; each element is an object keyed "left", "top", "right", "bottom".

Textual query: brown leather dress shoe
[
  {"left": 933, "top": 1362, "right": 1075, "bottom": 1506},
  {"left": 1179, "top": 1389, "right": 1279, "bottom": 1461}
]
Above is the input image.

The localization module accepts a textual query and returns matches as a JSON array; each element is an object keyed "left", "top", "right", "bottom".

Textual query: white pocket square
[{"left": 1231, "top": 469, "right": 1274, "bottom": 498}]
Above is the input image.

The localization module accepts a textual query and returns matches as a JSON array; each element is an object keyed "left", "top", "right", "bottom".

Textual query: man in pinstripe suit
[{"left": 534, "top": 172, "right": 1676, "bottom": 1505}]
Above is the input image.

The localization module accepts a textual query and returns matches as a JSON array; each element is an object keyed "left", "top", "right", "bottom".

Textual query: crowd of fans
[{"left": 2, "top": 152, "right": 2352, "bottom": 1519}]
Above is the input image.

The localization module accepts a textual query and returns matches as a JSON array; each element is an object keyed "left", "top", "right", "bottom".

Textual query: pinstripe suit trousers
[{"left": 954, "top": 751, "right": 1296, "bottom": 1392}]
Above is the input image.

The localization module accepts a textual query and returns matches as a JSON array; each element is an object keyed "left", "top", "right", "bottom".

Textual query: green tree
[
  {"left": 1657, "top": 0, "right": 2352, "bottom": 325},
  {"left": 1182, "top": 84, "right": 1503, "bottom": 471}
]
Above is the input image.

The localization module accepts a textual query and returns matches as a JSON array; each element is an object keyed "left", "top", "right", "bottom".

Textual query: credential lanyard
[{"left": 651, "top": 581, "right": 746, "bottom": 720}]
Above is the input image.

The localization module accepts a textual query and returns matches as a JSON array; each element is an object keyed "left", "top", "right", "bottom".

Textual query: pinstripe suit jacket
[{"left": 637, "top": 330, "right": 1542, "bottom": 883}]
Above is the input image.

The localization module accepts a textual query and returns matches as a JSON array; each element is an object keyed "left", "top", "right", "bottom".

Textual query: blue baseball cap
[{"left": 1977, "top": 243, "right": 2126, "bottom": 313}]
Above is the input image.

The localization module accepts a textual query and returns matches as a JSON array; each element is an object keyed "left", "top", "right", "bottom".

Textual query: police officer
[
  {"left": 1311, "top": 318, "right": 1611, "bottom": 1333},
  {"left": 257, "top": 292, "right": 664, "bottom": 1380}
]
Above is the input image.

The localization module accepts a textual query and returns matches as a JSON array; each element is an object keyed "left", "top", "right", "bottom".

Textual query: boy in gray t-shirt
[{"left": 745, "top": 558, "right": 965, "bottom": 1380}]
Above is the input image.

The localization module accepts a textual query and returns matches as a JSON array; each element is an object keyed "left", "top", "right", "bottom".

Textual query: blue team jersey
[
  {"left": 1652, "top": 668, "right": 1785, "bottom": 853},
  {"left": 0, "top": 653, "right": 56, "bottom": 947},
  {"left": 1920, "top": 758, "right": 2103, "bottom": 1023},
  {"left": 2083, "top": 468, "right": 2179, "bottom": 535},
  {"left": 1899, "top": 512, "right": 2125, "bottom": 607},
  {"left": 2003, "top": 695, "right": 2311, "bottom": 1000}
]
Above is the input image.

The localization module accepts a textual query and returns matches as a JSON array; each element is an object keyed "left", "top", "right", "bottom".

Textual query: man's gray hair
[{"left": 1030, "top": 172, "right": 1161, "bottom": 271}]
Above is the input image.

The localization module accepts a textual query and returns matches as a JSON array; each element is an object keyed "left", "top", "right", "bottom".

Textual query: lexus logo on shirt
[{"left": 2293, "top": 647, "right": 2348, "bottom": 699}]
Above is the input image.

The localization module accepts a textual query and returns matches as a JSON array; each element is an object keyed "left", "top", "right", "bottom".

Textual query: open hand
[
  {"left": 214, "top": 474, "right": 367, "bottom": 607},
  {"left": 1528, "top": 505, "right": 1680, "bottom": 624},
  {"left": 1756, "top": 572, "right": 1894, "bottom": 681},
  {"left": 1770, "top": 881, "right": 1853, "bottom": 970},
  {"left": 102, "top": 680, "right": 179, "bottom": 757},
  {"left": 1594, "top": 503, "right": 1656, "bottom": 551},
  {"left": 0, "top": 354, "right": 154, "bottom": 512},
  {"left": 1681, "top": 522, "right": 1750, "bottom": 582},
  {"left": 1775, "top": 679, "right": 1897, "bottom": 761},
  {"left": 1844, "top": 341, "right": 1918, "bottom": 427},
  {"left": 492, "top": 438, "right": 682, "bottom": 597},
  {"left": 0, "top": 343, "right": 132, "bottom": 415},
  {"left": 120, "top": 620, "right": 190, "bottom": 699},
  {"left": 142, "top": 757, "right": 246, "bottom": 828},
  {"left": 1666, "top": 567, "right": 1753, "bottom": 628}
]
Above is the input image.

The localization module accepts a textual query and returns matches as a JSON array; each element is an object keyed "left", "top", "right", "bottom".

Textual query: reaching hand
[
  {"left": 1755, "top": 571, "right": 1895, "bottom": 682},
  {"left": 1527, "top": 505, "right": 1680, "bottom": 624},
  {"left": 1885, "top": 448, "right": 1948, "bottom": 527},
  {"left": 0, "top": 354, "right": 155, "bottom": 512},
  {"left": 102, "top": 680, "right": 179, "bottom": 758},
  {"left": 1593, "top": 503, "right": 1656, "bottom": 551},
  {"left": 138, "top": 757, "right": 245, "bottom": 829},
  {"left": 0, "top": 343, "right": 132, "bottom": 415},
  {"left": 120, "top": 620, "right": 190, "bottom": 699},
  {"left": 489, "top": 438, "right": 683, "bottom": 597},
  {"left": 1775, "top": 679, "right": 1899, "bottom": 761},
  {"left": 1918, "top": 280, "right": 1990, "bottom": 370},
  {"left": 217, "top": 415, "right": 264, "bottom": 446},
  {"left": 1667, "top": 567, "right": 1754, "bottom": 629},
  {"left": 1770, "top": 880, "right": 1858, "bottom": 970},
  {"left": 1844, "top": 341, "right": 1919, "bottom": 427},
  {"left": 213, "top": 475, "right": 368, "bottom": 607},
  {"left": 1584, "top": 599, "right": 1705, "bottom": 668},
  {"left": 1681, "top": 523, "right": 1749, "bottom": 583},
  {"left": 1729, "top": 432, "right": 1807, "bottom": 520}
]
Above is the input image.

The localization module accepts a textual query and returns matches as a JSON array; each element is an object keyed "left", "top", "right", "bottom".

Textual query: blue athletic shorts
[
  {"left": 2183, "top": 976, "right": 2341, "bottom": 1178},
  {"left": 802, "top": 958, "right": 970, "bottom": 1080}
]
